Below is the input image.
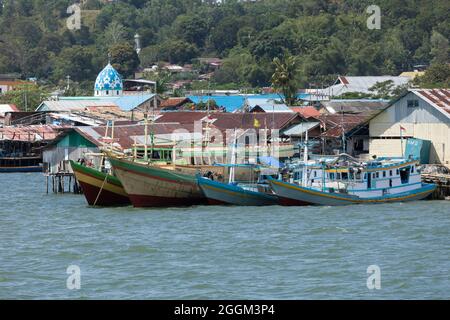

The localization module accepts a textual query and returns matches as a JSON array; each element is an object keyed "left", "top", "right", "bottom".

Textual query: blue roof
[
  {"left": 57, "top": 94, "right": 156, "bottom": 112},
  {"left": 188, "top": 93, "right": 310, "bottom": 112},
  {"left": 188, "top": 95, "right": 245, "bottom": 112},
  {"left": 103, "top": 94, "right": 156, "bottom": 111}
]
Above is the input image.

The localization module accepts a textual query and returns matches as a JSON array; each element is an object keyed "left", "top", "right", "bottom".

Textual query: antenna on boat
[
  {"left": 229, "top": 129, "right": 238, "bottom": 184},
  {"left": 302, "top": 127, "right": 309, "bottom": 187},
  {"left": 341, "top": 105, "right": 346, "bottom": 153}
]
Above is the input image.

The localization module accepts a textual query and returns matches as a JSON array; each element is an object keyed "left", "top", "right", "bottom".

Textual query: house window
[{"left": 407, "top": 100, "right": 419, "bottom": 108}]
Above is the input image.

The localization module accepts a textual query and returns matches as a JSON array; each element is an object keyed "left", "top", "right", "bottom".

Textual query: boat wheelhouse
[{"left": 269, "top": 154, "right": 436, "bottom": 206}]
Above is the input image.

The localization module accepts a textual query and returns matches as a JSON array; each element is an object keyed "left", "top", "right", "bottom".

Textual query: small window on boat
[
  {"left": 383, "top": 171, "right": 386, "bottom": 178},
  {"left": 314, "top": 170, "right": 317, "bottom": 177},
  {"left": 341, "top": 172, "right": 348, "bottom": 180},
  {"left": 396, "top": 169, "right": 400, "bottom": 175},
  {"left": 364, "top": 173, "right": 367, "bottom": 180},
  {"left": 411, "top": 166, "right": 414, "bottom": 173},
  {"left": 330, "top": 173, "right": 335, "bottom": 180},
  {"left": 389, "top": 170, "right": 393, "bottom": 176},
  {"left": 356, "top": 172, "right": 362, "bottom": 180},
  {"left": 337, "top": 173, "right": 341, "bottom": 180}
]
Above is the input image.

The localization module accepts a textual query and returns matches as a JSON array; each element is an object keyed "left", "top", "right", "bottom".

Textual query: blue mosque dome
[{"left": 94, "top": 63, "right": 123, "bottom": 96}]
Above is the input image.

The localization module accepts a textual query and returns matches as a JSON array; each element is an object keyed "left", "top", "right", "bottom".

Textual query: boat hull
[
  {"left": 70, "top": 161, "right": 130, "bottom": 206},
  {"left": 109, "top": 158, "right": 206, "bottom": 207},
  {"left": 0, "top": 166, "right": 42, "bottom": 173},
  {"left": 198, "top": 177, "right": 279, "bottom": 206},
  {"left": 269, "top": 179, "right": 436, "bottom": 206}
]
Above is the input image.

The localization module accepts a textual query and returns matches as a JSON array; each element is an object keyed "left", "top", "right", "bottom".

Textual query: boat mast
[
  {"left": 302, "top": 127, "right": 308, "bottom": 187},
  {"left": 229, "top": 129, "right": 238, "bottom": 184}
]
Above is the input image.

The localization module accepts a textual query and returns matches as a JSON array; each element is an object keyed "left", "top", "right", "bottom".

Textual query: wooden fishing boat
[
  {"left": 70, "top": 160, "right": 130, "bottom": 206},
  {"left": 108, "top": 157, "right": 208, "bottom": 207},
  {"left": 198, "top": 176, "right": 279, "bottom": 206},
  {"left": 269, "top": 155, "right": 436, "bottom": 206},
  {"left": 0, "top": 156, "right": 42, "bottom": 173}
]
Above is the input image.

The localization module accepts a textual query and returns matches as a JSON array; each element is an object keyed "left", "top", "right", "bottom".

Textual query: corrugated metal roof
[
  {"left": 282, "top": 122, "right": 320, "bottom": 136},
  {"left": 290, "top": 106, "right": 321, "bottom": 118},
  {"left": 188, "top": 94, "right": 310, "bottom": 112},
  {"left": 247, "top": 98, "right": 292, "bottom": 113},
  {"left": 322, "top": 76, "right": 411, "bottom": 96},
  {"left": 36, "top": 94, "right": 156, "bottom": 112},
  {"left": 319, "top": 114, "right": 370, "bottom": 138},
  {"left": 75, "top": 122, "right": 198, "bottom": 150},
  {"left": 321, "top": 99, "right": 389, "bottom": 116},
  {"left": 0, "top": 125, "right": 64, "bottom": 142},
  {"left": 0, "top": 104, "right": 19, "bottom": 116},
  {"left": 413, "top": 89, "right": 450, "bottom": 116},
  {"left": 154, "top": 112, "right": 302, "bottom": 132}
]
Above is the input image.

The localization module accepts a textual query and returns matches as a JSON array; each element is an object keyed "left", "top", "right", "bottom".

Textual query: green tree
[
  {"left": 430, "top": 31, "right": 450, "bottom": 65},
  {"left": 109, "top": 42, "right": 140, "bottom": 78},
  {"left": 271, "top": 54, "right": 300, "bottom": 106},
  {"left": 0, "top": 83, "right": 49, "bottom": 111},
  {"left": 173, "top": 15, "right": 208, "bottom": 48},
  {"left": 52, "top": 46, "right": 96, "bottom": 83},
  {"left": 415, "top": 63, "right": 450, "bottom": 88}
]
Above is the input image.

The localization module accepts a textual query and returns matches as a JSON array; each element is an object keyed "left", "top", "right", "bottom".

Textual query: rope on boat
[{"left": 93, "top": 175, "right": 108, "bottom": 207}]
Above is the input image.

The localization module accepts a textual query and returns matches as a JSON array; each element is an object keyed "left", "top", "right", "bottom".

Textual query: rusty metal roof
[
  {"left": 414, "top": 89, "right": 450, "bottom": 116},
  {"left": 75, "top": 122, "right": 199, "bottom": 150},
  {"left": 154, "top": 112, "right": 303, "bottom": 131},
  {"left": 319, "top": 114, "right": 370, "bottom": 138},
  {"left": 0, "top": 125, "right": 66, "bottom": 142}
]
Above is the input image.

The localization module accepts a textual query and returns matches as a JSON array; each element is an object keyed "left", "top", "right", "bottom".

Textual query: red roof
[
  {"left": 290, "top": 106, "right": 320, "bottom": 118},
  {"left": 160, "top": 98, "right": 192, "bottom": 109}
]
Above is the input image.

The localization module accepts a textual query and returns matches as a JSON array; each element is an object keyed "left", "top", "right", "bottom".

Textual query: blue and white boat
[
  {"left": 197, "top": 163, "right": 279, "bottom": 206},
  {"left": 269, "top": 154, "right": 436, "bottom": 206},
  {"left": 198, "top": 176, "right": 279, "bottom": 206}
]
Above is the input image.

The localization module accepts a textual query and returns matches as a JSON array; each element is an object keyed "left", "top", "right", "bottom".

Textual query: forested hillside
[{"left": 0, "top": 0, "right": 449, "bottom": 90}]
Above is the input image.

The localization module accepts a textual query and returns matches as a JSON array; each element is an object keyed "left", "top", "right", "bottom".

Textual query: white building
[
  {"left": 314, "top": 76, "right": 412, "bottom": 97},
  {"left": 369, "top": 89, "right": 450, "bottom": 166}
]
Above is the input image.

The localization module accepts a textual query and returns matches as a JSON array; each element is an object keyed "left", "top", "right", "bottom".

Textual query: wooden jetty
[
  {"left": 421, "top": 173, "right": 450, "bottom": 200},
  {"left": 45, "top": 171, "right": 82, "bottom": 194}
]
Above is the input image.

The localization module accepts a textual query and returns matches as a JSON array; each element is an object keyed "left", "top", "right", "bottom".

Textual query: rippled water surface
[{"left": 0, "top": 173, "right": 449, "bottom": 299}]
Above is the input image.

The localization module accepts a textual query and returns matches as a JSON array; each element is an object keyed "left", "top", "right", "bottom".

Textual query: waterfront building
[{"left": 369, "top": 89, "right": 450, "bottom": 166}]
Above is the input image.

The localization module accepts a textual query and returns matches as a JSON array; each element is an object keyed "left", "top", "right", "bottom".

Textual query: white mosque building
[
  {"left": 94, "top": 63, "right": 124, "bottom": 97},
  {"left": 37, "top": 63, "right": 160, "bottom": 113}
]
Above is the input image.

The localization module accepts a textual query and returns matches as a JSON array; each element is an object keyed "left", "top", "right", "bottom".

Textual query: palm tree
[{"left": 271, "top": 54, "right": 299, "bottom": 106}]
